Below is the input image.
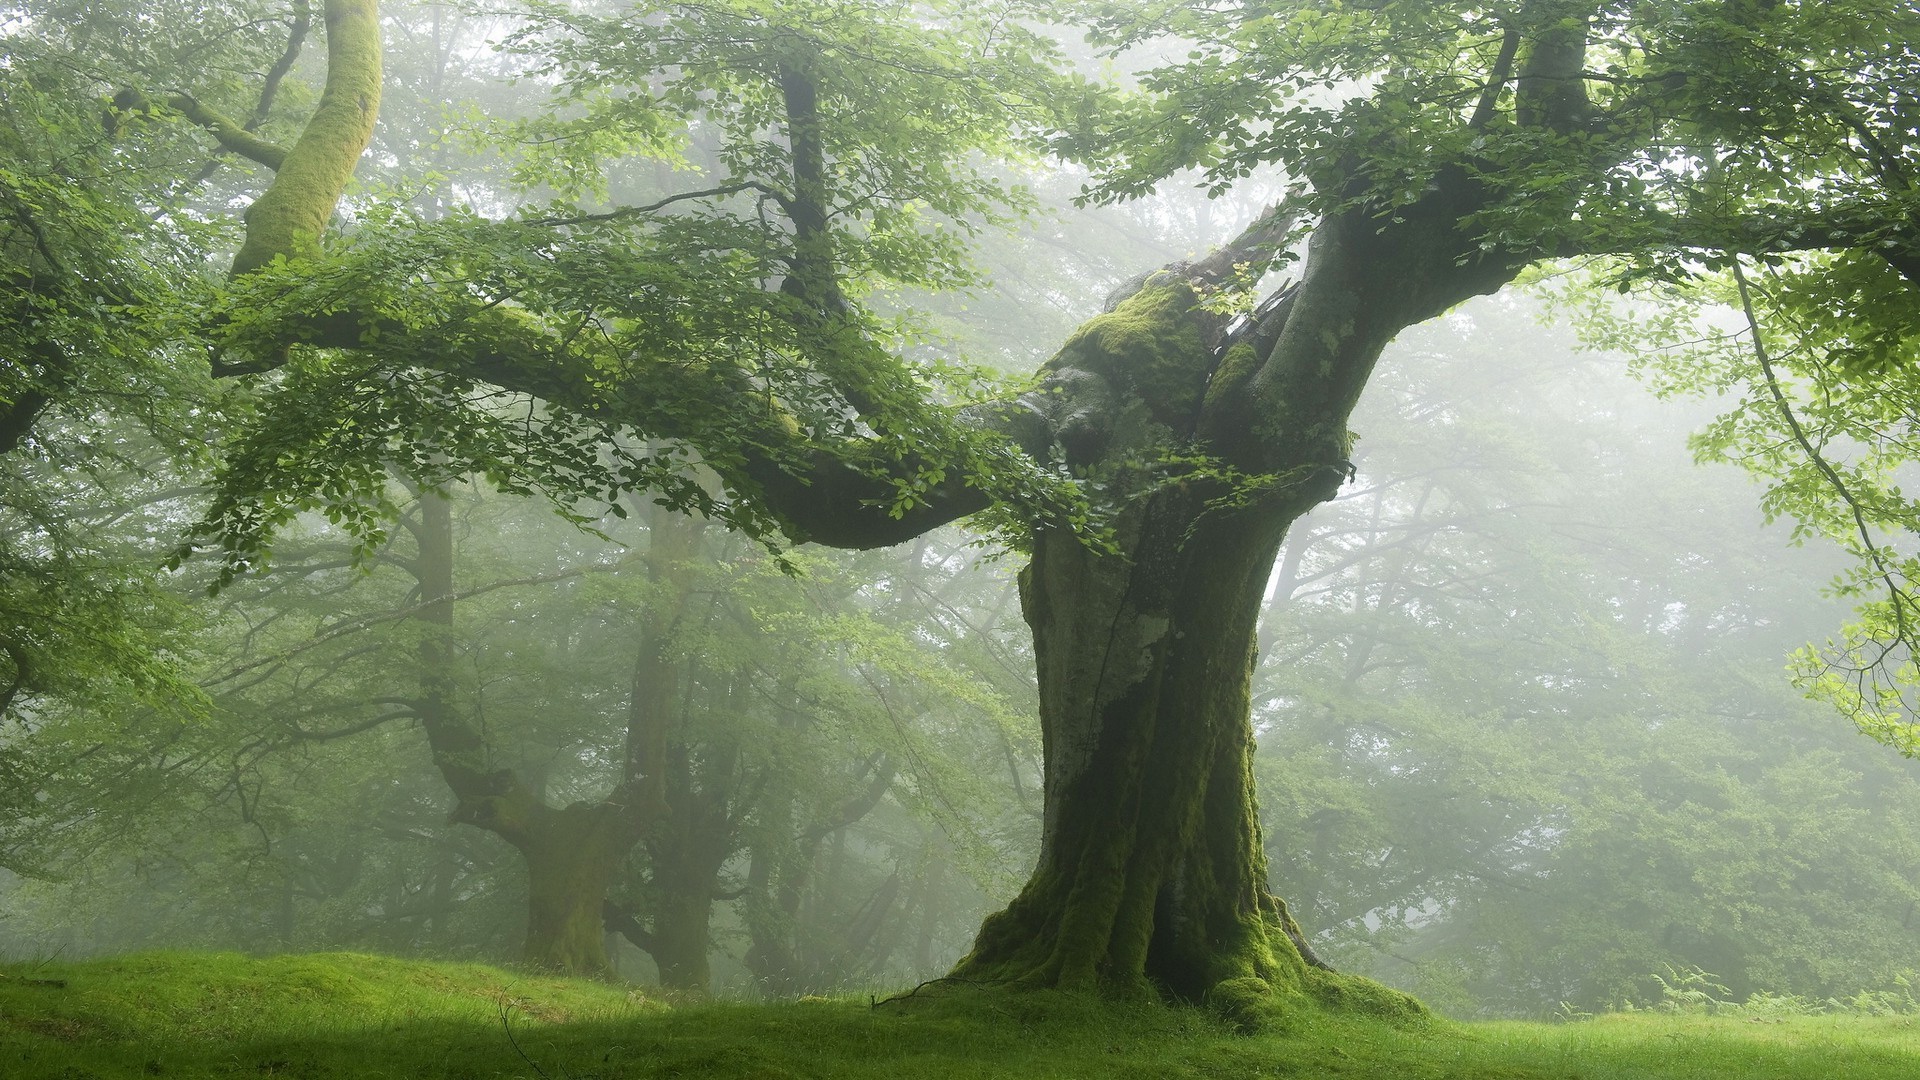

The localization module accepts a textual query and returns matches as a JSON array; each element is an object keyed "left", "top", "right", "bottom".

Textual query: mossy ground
[{"left": 2, "top": 951, "right": 1916, "bottom": 1079}]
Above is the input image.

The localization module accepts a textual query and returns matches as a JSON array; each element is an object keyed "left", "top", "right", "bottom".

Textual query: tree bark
[
  {"left": 632, "top": 729, "right": 742, "bottom": 994},
  {"left": 647, "top": 878, "right": 719, "bottom": 991},
  {"left": 955, "top": 470, "right": 1334, "bottom": 1015}
]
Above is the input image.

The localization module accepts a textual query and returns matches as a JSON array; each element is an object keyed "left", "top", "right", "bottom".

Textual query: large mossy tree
[{"left": 11, "top": 0, "right": 1920, "bottom": 1013}]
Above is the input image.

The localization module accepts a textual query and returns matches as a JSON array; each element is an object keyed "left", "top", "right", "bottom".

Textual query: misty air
[{"left": 2, "top": 0, "right": 1917, "bottom": 1077}]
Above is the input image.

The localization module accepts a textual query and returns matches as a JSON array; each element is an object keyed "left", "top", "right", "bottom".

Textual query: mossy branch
[
  {"left": 231, "top": 0, "right": 382, "bottom": 277},
  {"left": 110, "top": 89, "right": 289, "bottom": 170}
]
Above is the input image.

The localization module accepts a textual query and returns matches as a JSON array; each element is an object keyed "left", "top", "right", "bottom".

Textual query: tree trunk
[
  {"left": 648, "top": 879, "right": 717, "bottom": 991},
  {"left": 951, "top": 201, "right": 1519, "bottom": 1021},
  {"left": 955, "top": 487, "right": 1328, "bottom": 1015},
  {"left": 635, "top": 737, "right": 740, "bottom": 994},
  {"left": 742, "top": 803, "right": 812, "bottom": 997},
  {"left": 409, "top": 489, "right": 665, "bottom": 978},
  {"left": 520, "top": 802, "right": 642, "bottom": 975}
]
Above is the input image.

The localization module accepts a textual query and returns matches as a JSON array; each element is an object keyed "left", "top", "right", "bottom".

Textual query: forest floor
[{"left": 0, "top": 951, "right": 1915, "bottom": 1079}]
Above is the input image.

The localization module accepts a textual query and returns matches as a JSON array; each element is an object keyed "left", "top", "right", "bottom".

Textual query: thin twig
[
  {"left": 871, "top": 974, "right": 994, "bottom": 1009},
  {"left": 499, "top": 998, "right": 556, "bottom": 1080}
]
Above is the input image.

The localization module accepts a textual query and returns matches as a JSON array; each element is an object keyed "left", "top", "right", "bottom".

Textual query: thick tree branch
[
  {"left": 1553, "top": 206, "right": 1920, "bottom": 289},
  {"left": 524, "top": 182, "right": 793, "bottom": 227},
  {"left": 600, "top": 898, "right": 657, "bottom": 955},
  {"left": 184, "top": 0, "right": 1068, "bottom": 554},
  {"left": 801, "top": 755, "right": 895, "bottom": 843},
  {"left": 1469, "top": 29, "right": 1522, "bottom": 130}
]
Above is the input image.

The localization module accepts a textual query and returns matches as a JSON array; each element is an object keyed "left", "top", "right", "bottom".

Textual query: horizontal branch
[
  {"left": 1555, "top": 204, "right": 1920, "bottom": 288},
  {"left": 524, "top": 181, "right": 794, "bottom": 228},
  {"left": 109, "top": 89, "right": 289, "bottom": 169},
  {"left": 285, "top": 706, "right": 417, "bottom": 742},
  {"left": 202, "top": 560, "right": 630, "bottom": 688}
]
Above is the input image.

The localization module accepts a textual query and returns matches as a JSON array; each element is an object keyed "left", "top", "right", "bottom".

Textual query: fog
[{"left": 2, "top": 0, "right": 1916, "bottom": 1023}]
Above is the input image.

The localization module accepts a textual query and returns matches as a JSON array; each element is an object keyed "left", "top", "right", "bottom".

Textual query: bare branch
[{"left": 524, "top": 181, "right": 794, "bottom": 227}]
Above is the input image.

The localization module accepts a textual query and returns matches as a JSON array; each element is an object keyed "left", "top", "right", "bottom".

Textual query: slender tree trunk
[{"left": 911, "top": 842, "right": 948, "bottom": 975}]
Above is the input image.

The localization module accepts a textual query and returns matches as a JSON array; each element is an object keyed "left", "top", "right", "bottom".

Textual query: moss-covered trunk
[
  {"left": 948, "top": 273, "right": 1340, "bottom": 1007},
  {"left": 520, "top": 803, "right": 642, "bottom": 976},
  {"left": 953, "top": 203, "right": 1522, "bottom": 1018},
  {"left": 955, "top": 490, "right": 1321, "bottom": 1009}
]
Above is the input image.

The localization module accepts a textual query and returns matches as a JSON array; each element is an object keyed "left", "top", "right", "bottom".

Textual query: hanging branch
[{"left": 1731, "top": 256, "right": 1920, "bottom": 667}]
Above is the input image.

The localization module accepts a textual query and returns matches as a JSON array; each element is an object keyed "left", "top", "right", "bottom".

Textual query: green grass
[{"left": 2, "top": 952, "right": 1916, "bottom": 1079}]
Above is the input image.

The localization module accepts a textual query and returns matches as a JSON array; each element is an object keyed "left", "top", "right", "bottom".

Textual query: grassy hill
[{"left": 2, "top": 952, "right": 1916, "bottom": 1079}]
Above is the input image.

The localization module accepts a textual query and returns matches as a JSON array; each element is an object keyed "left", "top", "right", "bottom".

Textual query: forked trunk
[{"left": 410, "top": 491, "right": 672, "bottom": 978}]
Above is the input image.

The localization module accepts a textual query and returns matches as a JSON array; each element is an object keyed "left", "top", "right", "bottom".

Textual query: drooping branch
[
  {"left": 1731, "top": 257, "right": 1919, "bottom": 656},
  {"left": 601, "top": 898, "right": 658, "bottom": 955}
]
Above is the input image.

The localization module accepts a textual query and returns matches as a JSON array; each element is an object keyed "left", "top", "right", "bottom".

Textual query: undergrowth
[{"left": 1610, "top": 964, "right": 1920, "bottom": 1020}]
